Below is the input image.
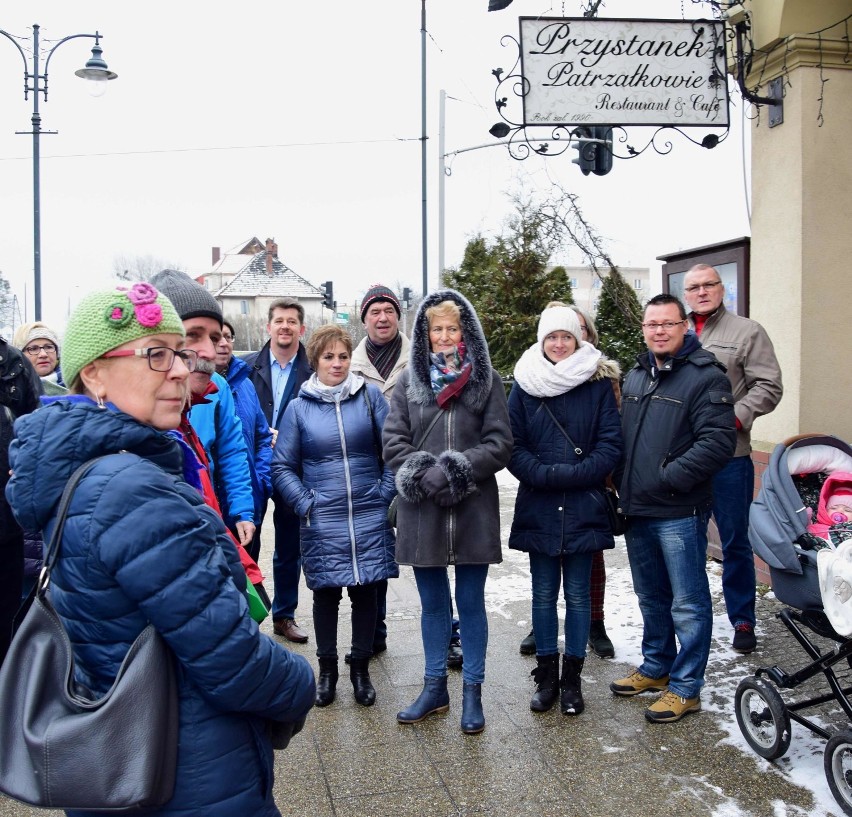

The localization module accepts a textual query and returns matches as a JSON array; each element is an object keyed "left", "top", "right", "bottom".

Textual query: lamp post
[{"left": 0, "top": 23, "right": 117, "bottom": 320}]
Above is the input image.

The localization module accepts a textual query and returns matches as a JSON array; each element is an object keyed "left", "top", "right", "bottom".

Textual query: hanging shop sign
[{"left": 519, "top": 17, "right": 729, "bottom": 128}]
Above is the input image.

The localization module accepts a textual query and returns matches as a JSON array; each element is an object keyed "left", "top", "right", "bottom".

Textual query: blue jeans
[
  {"left": 529, "top": 552, "right": 593, "bottom": 658},
  {"left": 270, "top": 492, "right": 302, "bottom": 621},
  {"left": 413, "top": 565, "right": 488, "bottom": 685},
  {"left": 625, "top": 513, "right": 712, "bottom": 699},
  {"left": 712, "top": 455, "right": 756, "bottom": 628}
]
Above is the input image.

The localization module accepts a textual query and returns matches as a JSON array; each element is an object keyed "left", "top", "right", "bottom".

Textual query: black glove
[
  {"left": 418, "top": 465, "right": 449, "bottom": 499},
  {"left": 268, "top": 715, "right": 307, "bottom": 750},
  {"left": 432, "top": 484, "right": 456, "bottom": 507}
]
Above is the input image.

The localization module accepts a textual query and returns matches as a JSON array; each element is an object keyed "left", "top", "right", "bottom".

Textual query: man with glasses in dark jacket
[{"left": 610, "top": 294, "right": 736, "bottom": 724}]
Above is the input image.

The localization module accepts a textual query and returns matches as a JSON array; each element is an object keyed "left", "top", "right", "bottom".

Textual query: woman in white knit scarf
[{"left": 507, "top": 305, "right": 623, "bottom": 717}]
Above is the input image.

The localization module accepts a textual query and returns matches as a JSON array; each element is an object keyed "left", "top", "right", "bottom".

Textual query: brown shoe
[{"left": 273, "top": 618, "right": 308, "bottom": 643}]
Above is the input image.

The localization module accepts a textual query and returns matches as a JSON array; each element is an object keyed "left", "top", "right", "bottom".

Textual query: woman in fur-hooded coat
[{"left": 382, "top": 289, "right": 512, "bottom": 733}]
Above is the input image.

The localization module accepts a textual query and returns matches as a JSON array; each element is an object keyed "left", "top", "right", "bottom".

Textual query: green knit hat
[{"left": 62, "top": 282, "right": 185, "bottom": 388}]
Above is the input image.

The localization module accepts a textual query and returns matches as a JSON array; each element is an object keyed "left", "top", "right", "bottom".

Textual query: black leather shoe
[
  {"left": 447, "top": 638, "right": 463, "bottom": 669},
  {"left": 519, "top": 629, "right": 536, "bottom": 655}
]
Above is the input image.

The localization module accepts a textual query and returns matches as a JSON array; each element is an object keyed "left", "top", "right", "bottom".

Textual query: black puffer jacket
[
  {"left": 616, "top": 333, "right": 736, "bottom": 518},
  {"left": 382, "top": 290, "right": 513, "bottom": 566}
]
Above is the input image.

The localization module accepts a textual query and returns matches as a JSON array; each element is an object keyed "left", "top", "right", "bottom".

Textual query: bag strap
[
  {"left": 414, "top": 409, "right": 445, "bottom": 452},
  {"left": 540, "top": 400, "right": 583, "bottom": 457},
  {"left": 40, "top": 455, "right": 114, "bottom": 587}
]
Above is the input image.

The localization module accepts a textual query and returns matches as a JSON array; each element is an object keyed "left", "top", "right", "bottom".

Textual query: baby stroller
[{"left": 736, "top": 433, "right": 852, "bottom": 815}]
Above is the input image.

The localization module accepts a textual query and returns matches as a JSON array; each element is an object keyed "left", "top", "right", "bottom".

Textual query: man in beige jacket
[{"left": 684, "top": 264, "right": 783, "bottom": 654}]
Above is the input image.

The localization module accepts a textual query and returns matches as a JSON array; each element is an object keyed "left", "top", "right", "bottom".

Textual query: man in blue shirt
[{"left": 243, "top": 298, "right": 313, "bottom": 643}]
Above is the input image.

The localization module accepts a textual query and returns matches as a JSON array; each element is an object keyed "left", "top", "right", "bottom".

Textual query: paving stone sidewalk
[{"left": 3, "top": 475, "right": 850, "bottom": 817}]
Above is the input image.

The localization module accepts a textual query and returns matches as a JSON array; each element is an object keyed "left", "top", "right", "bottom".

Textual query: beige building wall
[{"left": 746, "top": 0, "right": 852, "bottom": 449}]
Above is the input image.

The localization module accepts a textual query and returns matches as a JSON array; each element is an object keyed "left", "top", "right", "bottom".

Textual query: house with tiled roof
[{"left": 203, "top": 237, "right": 327, "bottom": 347}]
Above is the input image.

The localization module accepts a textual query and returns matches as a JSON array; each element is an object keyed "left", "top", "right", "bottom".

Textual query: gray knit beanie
[{"left": 150, "top": 269, "right": 223, "bottom": 326}]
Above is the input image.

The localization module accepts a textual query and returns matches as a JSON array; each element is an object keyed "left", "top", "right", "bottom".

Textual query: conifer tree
[
  {"left": 442, "top": 201, "right": 572, "bottom": 376},
  {"left": 595, "top": 267, "right": 645, "bottom": 376}
]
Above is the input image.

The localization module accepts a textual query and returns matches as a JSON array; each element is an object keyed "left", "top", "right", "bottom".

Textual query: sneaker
[
  {"left": 733, "top": 623, "right": 757, "bottom": 654},
  {"left": 519, "top": 629, "right": 536, "bottom": 656},
  {"left": 610, "top": 669, "right": 670, "bottom": 697},
  {"left": 644, "top": 690, "right": 701, "bottom": 723}
]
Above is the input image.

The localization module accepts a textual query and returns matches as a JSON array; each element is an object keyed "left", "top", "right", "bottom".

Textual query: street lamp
[{"left": 0, "top": 23, "right": 117, "bottom": 320}]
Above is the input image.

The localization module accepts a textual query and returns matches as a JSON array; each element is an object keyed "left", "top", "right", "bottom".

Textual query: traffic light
[
  {"left": 572, "top": 127, "right": 595, "bottom": 176},
  {"left": 402, "top": 287, "right": 412, "bottom": 309},
  {"left": 572, "top": 126, "right": 613, "bottom": 177},
  {"left": 591, "top": 127, "right": 613, "bottom": 176},
  {"left": 322, "top": 281, "right": 334, "bottom": 310}
]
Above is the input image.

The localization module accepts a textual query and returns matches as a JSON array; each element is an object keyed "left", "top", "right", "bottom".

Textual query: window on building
[
  {"left": 634, "top": 279, "right": 643, "bottom": 289},
  {"left": 592, "top": 278, "right": 602, "bottom": 289},
  {"left": 570, "top": 278, "right": 578, "bottom": 288},
  {"left": 240, "top": 300, "right": 249, "bottom": 315}
]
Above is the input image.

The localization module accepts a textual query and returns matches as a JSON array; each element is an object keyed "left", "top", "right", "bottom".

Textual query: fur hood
[
  {"left": 595, "top": 357, "right": 621, "bottom": 383},
  {"left": 407, "top": 289, "right": 494, "bottom": 414}
]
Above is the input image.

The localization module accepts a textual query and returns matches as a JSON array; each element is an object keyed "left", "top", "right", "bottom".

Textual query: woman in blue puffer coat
[
  {"left": 6, "top": 283, "right": 315, "bottom": 817},
  {"left": 273, "top": 324, "right": 398, "bottom": 710},
  {"left": 508, "top": 305, "right": 622, "bottom": 719}
]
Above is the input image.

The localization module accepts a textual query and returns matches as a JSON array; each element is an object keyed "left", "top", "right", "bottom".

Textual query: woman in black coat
[
  {"left": 508, "top": 305, "right": 622, "bottom": 716},
  {"left": 383, "top": 289, "right": 512, "bottom": 734}
]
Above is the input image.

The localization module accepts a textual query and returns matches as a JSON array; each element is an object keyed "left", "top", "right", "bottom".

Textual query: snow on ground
[{"left": 487, "top": 467, "right": 848, "bottom": 817}]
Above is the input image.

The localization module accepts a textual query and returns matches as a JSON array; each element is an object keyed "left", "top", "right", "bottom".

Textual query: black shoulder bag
[
  {"left": 0, "top": 456, "right": 179, "bottom": 811},
  {"left": 540, "top": 400, "right": 628, "bottom": 536}
]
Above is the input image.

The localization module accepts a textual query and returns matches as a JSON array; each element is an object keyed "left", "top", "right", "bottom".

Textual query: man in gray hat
[{"left": 150, "top": 270, "right": 257, "bottom": 552}]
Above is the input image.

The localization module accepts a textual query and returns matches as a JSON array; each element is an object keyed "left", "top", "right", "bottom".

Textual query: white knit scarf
[{"left": 513, "top": 342, "right": 602, "bottom": 398}]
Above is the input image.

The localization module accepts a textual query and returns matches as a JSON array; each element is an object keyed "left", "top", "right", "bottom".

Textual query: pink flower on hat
[
  {"left": 135, "top": 303, "right": 163, "bottom": 328},
  {"left": 126, "top": 282, "right": 158, "bottom": 306}
]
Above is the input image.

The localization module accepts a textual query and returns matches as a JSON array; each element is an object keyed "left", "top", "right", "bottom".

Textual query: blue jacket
[
  {"left": 220, "top": 356, "right": 273, "bottom": 522},
  {"left": 507, "top": 374, "right": 623, "bottom": 556},
  {"left": 189, "top": 372, "right": 256, "bottom": 523},
  {"left": 6, "top": 398, "right": 315, "bottom": 817},
  {"left": 272, "top": 376, "right": 398, "bottom": 590}
]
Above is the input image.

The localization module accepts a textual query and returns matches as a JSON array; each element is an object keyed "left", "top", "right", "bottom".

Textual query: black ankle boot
[
  {"left": 560, "top": 655, "right": 585, "bottom": 716},
  {"left": 530, "top": 654, "right": 560, "bottom": 712},
  {"left": 588, "top": 620, "right": 615, "bottom": 658},
  {"left": 349, "top": 658, "right": 376, "bottom": 706},
  {"left": 461, "top": 682, "right": 485, "bottom": 734},
  {"left": 315, "top": 657, "right": 338, "bottom": 707}
]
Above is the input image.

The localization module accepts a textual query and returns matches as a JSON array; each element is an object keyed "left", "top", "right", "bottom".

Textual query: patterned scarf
[
  {"left": 366, "top": 333, "right": 403, "bottom": 380},
  {"left": 429, "top": 342, "right": 472, "bottom": 408}
]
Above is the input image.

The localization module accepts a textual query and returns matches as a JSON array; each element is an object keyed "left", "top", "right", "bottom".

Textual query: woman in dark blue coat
[
  {"left": 6, "top": 283, "right": 315, "bottom": 817},
  {"left": 273, "top": 325, "right": 398, "bottom": 709},
  {"left": 508, "top": 305, "right": 622, "bottom": 717}
]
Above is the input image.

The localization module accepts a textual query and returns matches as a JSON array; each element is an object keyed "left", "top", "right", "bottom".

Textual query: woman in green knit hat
[{"left": 5, "top": 282, "right": 315, "bottom": 816}]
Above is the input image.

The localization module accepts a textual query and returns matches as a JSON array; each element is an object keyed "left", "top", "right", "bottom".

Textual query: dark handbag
[
  {"left": 603, "top": 485, "right": 629, "bottom": 536},
  {"left": 365, "top": 390, "right": 444, "bottom": 527},
  {"left": 540, "top": 401, "right": 628, "bottom": 536},
  {"left": 0, "top": 456, "right": 179, "bottom": 811}
]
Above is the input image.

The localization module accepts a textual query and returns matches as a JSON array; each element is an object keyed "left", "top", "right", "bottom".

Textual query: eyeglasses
[
  {"left": 641, "top": 320, "right": 687, "bottom": 331},
  {"left": 221, "top": 334, "right": 234, "bottom": 343},
  {"left": 684, "top": 281, "right": 722, "bottom": 294},
  {"left": 24, "top": 343, "right": 57, "bottom": 355},
  {"left": 101, "top": 346, "right": 199, "bottom": 372}
]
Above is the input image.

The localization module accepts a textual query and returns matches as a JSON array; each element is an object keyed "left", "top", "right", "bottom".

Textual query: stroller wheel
[
  {"left": 735, "top": 677, "right": 791, "bottom": 760},
  {"left": 825, "top": 730, "right": 852, "bottom": 816}
]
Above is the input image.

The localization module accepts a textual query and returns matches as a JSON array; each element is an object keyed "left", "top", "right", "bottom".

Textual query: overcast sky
[{"left": 0, "top": 0, "right": 750, "bottom": 329}]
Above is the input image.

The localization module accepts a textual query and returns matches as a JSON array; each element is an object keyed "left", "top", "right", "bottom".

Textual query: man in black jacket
[
  {"left": 243, "top": 298, "right": 313, "bottom": 643},
  {"left": 610, "top": 294, "right": 736, "bottom": 724},
  {"left": 0, "top": 335, "right": 42, "bottom": 666}
]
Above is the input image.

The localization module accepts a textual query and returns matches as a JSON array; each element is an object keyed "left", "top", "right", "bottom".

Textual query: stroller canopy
[{"left": 749, "top": 435, "right": 852, "bottom": 574}]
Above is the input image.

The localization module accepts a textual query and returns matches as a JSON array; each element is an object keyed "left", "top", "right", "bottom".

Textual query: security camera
[{"left": 722, "top": 3, "right": 748, "bottom": 26}]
